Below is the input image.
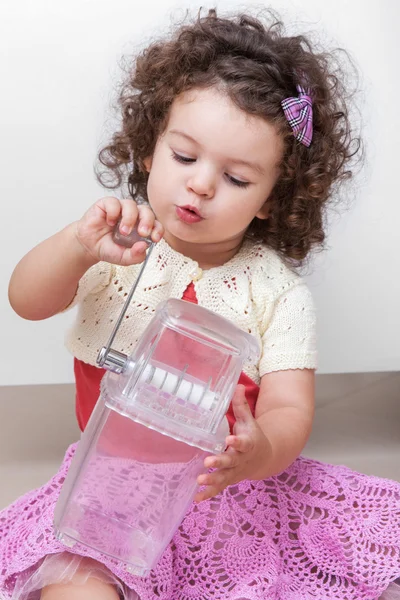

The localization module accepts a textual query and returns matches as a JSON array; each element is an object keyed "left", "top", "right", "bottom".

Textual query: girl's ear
[
  {"left": 255, "top": 200, "right": 270, "bottom": 220},
  {"left": 143, "top": 156, "right": 152, "bottom": 172}
]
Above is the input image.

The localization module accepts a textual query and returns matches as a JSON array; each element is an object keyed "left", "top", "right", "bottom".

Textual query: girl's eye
[
  {"left": 172, "top": 151, "right": 250, "bottom": 189},
  {"left": 226, "top": 174, "right": 250, "bottom": 189},
  {"left": 171, "top": 151, "right": 195, "bottom": 164}
]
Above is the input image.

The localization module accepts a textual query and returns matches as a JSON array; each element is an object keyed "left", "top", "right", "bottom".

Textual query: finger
[
  {"left": 119, "top": 199, "right": 139, "bottom": 234},
  {"left": 226, "top": 434, "right": 253, "bottom": 454},
  {"left": 137, "top": 204, "right": 157, "bottom": 238},
  {"left": 197, "top": 471, "right": 228, "bottom": 493},
  {"left": 150, "top": 220, "right": 164, "bottom": 243},
  {"left": 126, "top": 241, "right": 149, "bottom": 263},
  {"left": 204, "top": 453, "right": 238, "bottom": 470},
  {"left": 99, "top": 197, "right": 123, "bottom": 226},
  {"left": 195, "top": 468, "right": 241, "bottom": 502},
  {"left": 194, "top": 485, "right": 222, "bottom": 503},
  {"left": 197, "top": 469, "right": 232, "bottom": 489},
  {"left": 231, "top": 385, "right": 254, "bottom": 423}
]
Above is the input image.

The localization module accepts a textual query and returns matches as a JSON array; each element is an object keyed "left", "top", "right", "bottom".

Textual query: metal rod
[{"left": 97, "top": 243, "right": 154, "bottom": 367}]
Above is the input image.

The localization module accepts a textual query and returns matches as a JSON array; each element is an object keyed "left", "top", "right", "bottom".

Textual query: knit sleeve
[
  {"left": 62, "top": 261, "right": 114, "bottom": 312},
  {"left": 259, "top": 283, "right": 317, "bottom": 375}
]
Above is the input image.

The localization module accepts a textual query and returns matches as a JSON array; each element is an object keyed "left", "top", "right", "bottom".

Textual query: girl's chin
[{"left": 163, "top": 229, "right": 219, "bottom": 249}]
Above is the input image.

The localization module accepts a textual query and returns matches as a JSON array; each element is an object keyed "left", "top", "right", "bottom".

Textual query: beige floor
[{"left": 0, "top": 372, "right": 399, "bottom": 510}]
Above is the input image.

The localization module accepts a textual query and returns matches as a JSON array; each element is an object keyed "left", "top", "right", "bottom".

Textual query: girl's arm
[
  {"left": 8, "top": 198, "right": 163, "bottom": 321},
  {"left": 8, "top": 222, "right": 98, "bottom": 321},
  {"left": 254, "top": 368, "right": 315, "bottom": 476},
  {"left": 195, "top": 369, "right": 315, "bottom": 502}
]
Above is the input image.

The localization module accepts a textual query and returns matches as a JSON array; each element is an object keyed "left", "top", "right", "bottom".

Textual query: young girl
[{"left": 2, "top": 9, "right": 400, "bottom": 600}]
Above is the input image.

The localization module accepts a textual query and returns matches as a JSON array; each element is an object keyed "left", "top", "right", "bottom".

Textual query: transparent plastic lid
[{"left": 104, "top": 299, "right": 260, "bottom": 450}]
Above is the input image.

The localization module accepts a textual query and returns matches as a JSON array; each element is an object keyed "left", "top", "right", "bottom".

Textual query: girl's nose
[{"left": 186, "top": 165, "right": 216, "bottom": 199}]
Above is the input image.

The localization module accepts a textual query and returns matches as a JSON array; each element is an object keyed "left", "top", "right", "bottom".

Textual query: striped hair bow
[{"left": 281, "top": 85, "right": 313, "bottom": 147}]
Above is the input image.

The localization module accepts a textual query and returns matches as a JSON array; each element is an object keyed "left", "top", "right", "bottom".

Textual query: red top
[{"left": 74, "top": 283, "right": 259, "bottom": 433}]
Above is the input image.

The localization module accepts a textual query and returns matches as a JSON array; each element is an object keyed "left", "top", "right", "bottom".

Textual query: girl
[{"left": 2, "top": 9, "right": 400, "bottom": 600}]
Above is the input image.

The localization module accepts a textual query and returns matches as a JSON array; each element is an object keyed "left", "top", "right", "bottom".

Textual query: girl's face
[{"left": 145, "top": 86, "right": 283, "bottom": 263}]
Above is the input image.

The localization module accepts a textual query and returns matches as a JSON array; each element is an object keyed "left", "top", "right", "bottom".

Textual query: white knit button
[{"left": 191, "top": 267, "right": 203, "bottom": 282}]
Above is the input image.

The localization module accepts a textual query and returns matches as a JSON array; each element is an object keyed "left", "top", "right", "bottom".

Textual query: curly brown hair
[{"left": 97, "top": 9, "right": 361, "bottom": 264}]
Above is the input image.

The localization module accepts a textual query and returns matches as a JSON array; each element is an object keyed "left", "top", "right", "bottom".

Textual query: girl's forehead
[
  {"left": 169, "top": 87, "right": 258, "bottom": 129},
  {"left": 166, "top": 87, "right": 283, "bottom": 167}
]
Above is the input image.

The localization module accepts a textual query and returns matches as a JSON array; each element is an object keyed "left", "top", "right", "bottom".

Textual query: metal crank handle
[{"left": 96, "top": 220, "right": 155, "bottom": 373}]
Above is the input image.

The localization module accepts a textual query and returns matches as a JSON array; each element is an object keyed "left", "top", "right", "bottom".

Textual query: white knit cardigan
[{"left": 65, "top": 238, "right": 317, "bottom": 383}]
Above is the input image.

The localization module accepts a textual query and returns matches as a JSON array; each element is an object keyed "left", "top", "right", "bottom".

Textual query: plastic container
[{"left": 54, "top": 298, "right": 259, "bottom": 576}]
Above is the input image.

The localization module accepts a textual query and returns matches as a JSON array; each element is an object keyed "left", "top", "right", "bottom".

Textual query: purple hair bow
[{"left": 281, "top": 85, "right": 313, "bottom": 147}]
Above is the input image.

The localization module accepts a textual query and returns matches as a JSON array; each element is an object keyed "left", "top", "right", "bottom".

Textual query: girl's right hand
[{"left": 74, "top": 197, "right": 164, "bottom": 266}]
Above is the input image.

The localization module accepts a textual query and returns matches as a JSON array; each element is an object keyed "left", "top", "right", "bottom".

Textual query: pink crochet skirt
[{"left": 1, "top": 443, "right": 400, "bottom": 600}]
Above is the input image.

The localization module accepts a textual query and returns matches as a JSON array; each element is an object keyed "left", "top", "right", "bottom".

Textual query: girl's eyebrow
[{"left": 169, "top": 129, "right": 266, "bottom": 175}]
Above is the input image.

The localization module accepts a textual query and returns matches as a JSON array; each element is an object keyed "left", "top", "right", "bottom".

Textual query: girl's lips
[{"left": 176, "top": 205, "right": 204, "bottom": 224}]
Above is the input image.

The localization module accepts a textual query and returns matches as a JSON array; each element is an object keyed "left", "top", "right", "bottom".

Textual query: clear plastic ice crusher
[{"left": 54, "top": 235, "right": 259, "bottom": 577}]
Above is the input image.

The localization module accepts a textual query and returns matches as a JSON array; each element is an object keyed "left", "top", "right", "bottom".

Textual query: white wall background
[{"left": 0, "top": 0, "right": 399, "bottom": 386}]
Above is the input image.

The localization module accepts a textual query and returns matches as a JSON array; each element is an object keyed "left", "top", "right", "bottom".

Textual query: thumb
[{"left": 231, "top": 385, "right": 254, "bottom": 423}]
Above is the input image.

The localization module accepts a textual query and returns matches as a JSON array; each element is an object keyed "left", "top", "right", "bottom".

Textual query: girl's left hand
[{"left": 194, "top": 385, "right": 273, "bottom": 502}]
